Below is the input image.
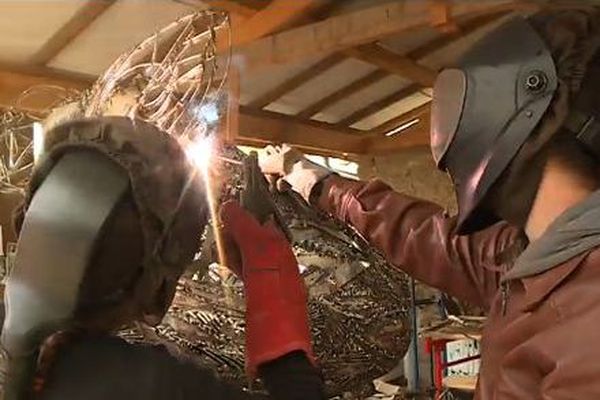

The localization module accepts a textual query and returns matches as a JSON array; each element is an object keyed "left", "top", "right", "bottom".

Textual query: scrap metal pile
[{"left": 1, "top": 11, "right": 412, "bottom": 398}]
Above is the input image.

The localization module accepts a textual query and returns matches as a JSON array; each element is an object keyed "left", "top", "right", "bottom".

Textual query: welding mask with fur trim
[{"left": 1, "top": 117, "right": 207, "bottom": 399}]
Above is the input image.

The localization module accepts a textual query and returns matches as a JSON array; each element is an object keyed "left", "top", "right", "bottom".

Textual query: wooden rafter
[
  {"left": 30, "top": 0, "right": 117, "bottom": 66},
  {"left": 337, "top": 84, "right": 422, "bottom": 128},
  {"left": 231, "top": 0, "right": 324, "bottom": 47},
  {"left": 296, "top": 69, "right": 388, "bottom": 119},
  {"left": 235, "top": 0, "right": 525, "bottom": 72},
  {"left": 0, "top": 67, "right": 363, "bottom": 156},
  {"left": 248, "top": 53, "right": 343, "bottom": 109},
  {"left": 344, "top": 44, "right": 437, "bottom": 87},
  {"left": 238, "top": 106, "right": 365, "bottom": 155},
  {"left": 294, "top": 10, "right": 510, "bottom": 121}
]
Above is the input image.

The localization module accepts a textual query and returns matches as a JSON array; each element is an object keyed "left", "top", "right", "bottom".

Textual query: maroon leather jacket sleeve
[{"left": 316, "top": 175, "right": 520, "bottom": 310}]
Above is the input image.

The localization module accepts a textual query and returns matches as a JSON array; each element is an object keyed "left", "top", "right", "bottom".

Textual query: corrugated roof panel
[
  {"left": 264, "top": 58, "right": 377, "bottom": 115},
  {"left": 239, "top": 56, "right": 324, "bottom": 106},
  {"left": 379, "top": 25, "right": 441, "bottom": 58},
  {"left": 49, "top": 0, "right": 196, "bottom": 75},
  {"left": 312, "top": 75, "right": 412, "bottom": 124}
]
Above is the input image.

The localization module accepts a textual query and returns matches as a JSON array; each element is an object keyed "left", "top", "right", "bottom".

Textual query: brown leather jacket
[{"left": 317, "top": 175, "right": 600, "bottom": 400}]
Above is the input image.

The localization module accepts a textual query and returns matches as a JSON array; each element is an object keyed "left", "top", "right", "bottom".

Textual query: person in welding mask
[
  {"left": 1, "top": 117, "right": 325, "bottom": 400},
  {"left": 259, "top": 7, "right": 600, "bottom": 399}
]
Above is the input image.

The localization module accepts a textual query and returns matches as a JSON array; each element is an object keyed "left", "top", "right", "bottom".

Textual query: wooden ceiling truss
[{"left": 0, "top": 0, "right": 538, "bottom": 156}]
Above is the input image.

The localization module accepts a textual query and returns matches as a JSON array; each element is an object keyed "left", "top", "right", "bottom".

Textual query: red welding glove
[{"left": 219, "top": 200, "right": 315, "bottom": 378}]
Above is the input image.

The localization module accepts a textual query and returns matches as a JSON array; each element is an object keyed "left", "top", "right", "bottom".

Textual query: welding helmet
[
  {"left": 430, "top": 16, "right": 560, "bottom": 234},
  {"left": 1, "top": 117, "right": 206, "bottom": 399}
]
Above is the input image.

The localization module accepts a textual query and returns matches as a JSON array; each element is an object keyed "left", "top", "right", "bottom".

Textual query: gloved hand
[
  {"left": 259, "top": 144, "right": 332, "bottom": 202},
  {"left": 219, "top": 200, "right": 315, "bottom": 377}
]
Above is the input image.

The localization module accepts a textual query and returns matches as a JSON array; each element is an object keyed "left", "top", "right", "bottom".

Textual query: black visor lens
[{"left": 431, "top": 69, "right": 467, "bottom": 169}]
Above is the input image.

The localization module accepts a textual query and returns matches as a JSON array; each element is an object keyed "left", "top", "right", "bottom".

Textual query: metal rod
[{"left": 215, "top": 155, "right": 242, "bottom": 165}]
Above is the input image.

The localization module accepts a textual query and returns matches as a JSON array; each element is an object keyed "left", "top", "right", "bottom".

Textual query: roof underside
[{"left": 0, "top": 0, "right": 544, "bottom": 155}]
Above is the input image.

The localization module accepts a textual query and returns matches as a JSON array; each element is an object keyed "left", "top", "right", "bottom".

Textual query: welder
[
  {"left": 0, "top": 117, "right": 325, "bottom": 399},
  {"left": 259, "top": 7, "right": 600, "bottom": 399}
]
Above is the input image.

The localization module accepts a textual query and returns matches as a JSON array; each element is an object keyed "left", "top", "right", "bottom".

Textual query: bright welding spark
[
  {"left": 184, "top": 135, "right": 231, "bottom": 282},
  {"left": 196, "top": 103, "right": 220, "bottom": 124},
  {"left": 186, "top": 136, "right": 214, "bottom": 171}
]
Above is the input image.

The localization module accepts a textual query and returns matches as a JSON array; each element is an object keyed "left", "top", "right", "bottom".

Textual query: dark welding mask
[
  {"left": 431, "top": 16, "right": 559, "bottom": 234},
  {"left": 1, "top": 117, "right": 206, "bottom": 399}
]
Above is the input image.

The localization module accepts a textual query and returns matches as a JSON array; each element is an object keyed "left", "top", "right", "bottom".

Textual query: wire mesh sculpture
[{"left": 0, "top": 111, "right": 36, "bottom": 194}]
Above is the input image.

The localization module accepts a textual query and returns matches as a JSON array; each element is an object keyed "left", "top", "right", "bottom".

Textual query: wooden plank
[
  {"left": 249, "top": 53, "right": 343, "bottom": 109},
  {"left": 296, "top": 69, "right": 388, "bottom": 119},
  {"left": 30, "top": 0, "right": 117, "bottom": 65},
  {"left": 221, "top": 66, "right": 240, "bottom": 145},
  {"left": 443, "top": 376, "right": 478, "bottom": 392},
  {"left": 344, "top": 44, "right": 437, "bottom": 87},
  {"left": 239, "top": 106, "right": 365, "bottom": 155},
  {"left": 232, "top": 0, "right": 323, "bottom": 47},
  {"left": 337, "top": 84, "right": 422, "bottom": 128},
  {"left": 235, "top": 0, "right": 522, "bottom": 72}
]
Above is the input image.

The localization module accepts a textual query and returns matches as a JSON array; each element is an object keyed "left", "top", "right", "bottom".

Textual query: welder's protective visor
[
  {"left": 427, "top": 16, "right": 559, "bottom": 234},
  {"left": 430, "top": 69, "right": 466, "bottom": 169}
]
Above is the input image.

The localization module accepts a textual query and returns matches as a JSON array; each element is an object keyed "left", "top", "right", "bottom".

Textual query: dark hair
[{"left": 548, "top": 133, "right": 600, "bottom": 187}]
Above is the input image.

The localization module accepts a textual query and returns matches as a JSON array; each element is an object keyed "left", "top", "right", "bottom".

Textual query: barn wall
[{"left": 357, "top": 146, "right": 456, "bottom": 213}]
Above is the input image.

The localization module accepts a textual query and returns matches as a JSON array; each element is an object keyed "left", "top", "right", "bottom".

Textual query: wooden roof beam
[
  {"left": 30, "top": 0, "right": 117, "bottom": 66},
  {"left": 235, "top": 0, "right": 526, "bottom": 72},
  {"left": 232, "top": 0, "right": 325, "bottom": 47},
  {"left": 295, "top": 10, "right": 511, "bottom": 119},
  {"left": 237, "top": 107, "right": 366, "bottom": 156},
  {"left": 0, "top": 67, "right": 364, "bottom": 156}
]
